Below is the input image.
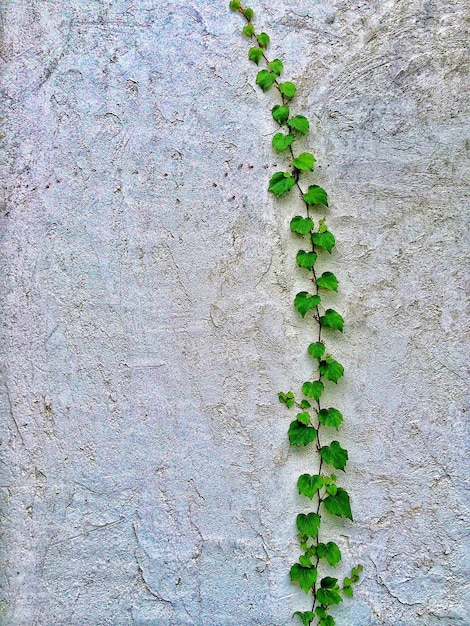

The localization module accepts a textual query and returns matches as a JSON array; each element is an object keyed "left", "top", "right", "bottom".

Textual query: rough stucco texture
[{"left": 0, "top": 0, "right": 469, "bottom": 624}]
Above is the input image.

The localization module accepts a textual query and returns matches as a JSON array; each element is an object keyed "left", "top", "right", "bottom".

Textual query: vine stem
[
  {"left": 231, "top": 5, "right": 362, "bottom": 624},
  {"left": 230, "top": 7, "right": 363, "bottom": 626},
  {"left": 238, "top": 12, "right": 327, "bottom": 622}
]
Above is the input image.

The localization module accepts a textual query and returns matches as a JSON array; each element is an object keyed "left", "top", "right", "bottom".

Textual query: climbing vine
[{"left": 229, "top": 3, "right": 362, "bottom": 625}]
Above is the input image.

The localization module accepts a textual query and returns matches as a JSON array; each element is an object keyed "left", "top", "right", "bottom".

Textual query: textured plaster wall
[{"left": 0, "top": 1, "right": 468, "bottom": 624}]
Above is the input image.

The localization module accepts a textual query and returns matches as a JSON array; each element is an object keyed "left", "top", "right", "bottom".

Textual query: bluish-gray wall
[{"left": 0, "top": 1, "right": 468, "bottom": 624}]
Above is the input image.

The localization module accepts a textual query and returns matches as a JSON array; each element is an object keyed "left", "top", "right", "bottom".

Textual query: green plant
[{"left": 229, "top": 3, "right": 362, "bottom": 624}]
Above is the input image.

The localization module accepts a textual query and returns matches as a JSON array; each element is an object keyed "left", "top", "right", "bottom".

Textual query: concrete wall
[{"left": 0, "top": 1, "right": 468, "bottom": 624}]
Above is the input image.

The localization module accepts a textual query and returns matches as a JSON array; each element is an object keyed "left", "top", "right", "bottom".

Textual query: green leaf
[
  {"left": 268, "top": 59, "right": 283, "bottom": 75},
  {"left": 287, "top": 115, "right": 309, "bottom": 135},
  {"left": 303, "top": 185, "right": 328, "bottom": 206},
  {"left": 279, "top": 81, "right": 297, "bottom": 99},
  {"left": 319, "top": 357, "right": 344, "bottom": 383},
  {"left": 296, "top": 512, "right": 321, "bottom": 538},
  {"left": 307, "top": 342, "right": 325, "bottom": 360},
  {"left": 278, "top": 391, "right": 295, "bottom": 408},
  {"left": 316, "top": 543, "right": 327, "bottom": 558},
  {"left": 323, "top": 487, "right": 353, "bottom": 520},
  {"left": 292, "top": 152, "right": 316, "bottom": 171},
  {"left": 343, "top": 585, "right": 353, "bottom": 597},
  {"left": 268, "top": 171, "right": 295, "bottom": 196},
  {"left": 320, "top": 616, "right": 336, "bottom": 626},
  {"left": 298, "top": 474, "right": 323, "bottom": 499},
  {"left": 242, "top": 24, "right": 254, "bottom": 37},
  {"left": 296, "top": 411, "right": 311, "bottom": 426},
  {"left": 229, "top": 0, "right": 241, "bottom": 10},
  {"left": 294, "top": 292, "right": 320, "bottom": 317},
  {"left": 317, "top": 588, "right": 343, "bottom": 606},
  {"left": 321, "top": 441, "right": 348, "bottom": 470},
  {"left": 317, "top": 271, "right": 338, "bottom": 291},
  {"left": 272, "top": 104, "right": 290, "bottom": 123},
  {"left": 243, "top": 7, "right": 254, "bottom": 20},
  {"left": 293, "top": 611, "right": 315, "bottom": 626},
  {"left": 272, "top": 132, "right": 293, "bottom": 152},
  {"left": 300, "top": 399, "right": 311, "bottom": 409},
  {"left": 290, "top": 564, "right": 317, "bottom": 594},
  {"left": 290, "top": 216, "right": 314, "bottom": 235},
  {"left": 305, "top": 545, "right": 317, "bottom": 558},
  {"left": 248, "top": 47, "right": 264, "bottom": 64},
  {"left": 256, "top": 32, "right": 270, "bottom": 48},
  {"left": 321, "top": 576, "right": 338, "bottom": 589},
  {"left": 319, "top": 359, "right": 343, "bottom": 382},
  {"left": 317, "top": 408, "right": 343, "bottom": 430},
  {"left": 256, "top": 70, "right": 277, "bottom": 91},
  {"left": 298, "top": 535, "right": 309, "bottom": 551},
  {"left": 350, "top": 565, "right": 363, "bottom": 584},
  {"left": 315, "top": 606, "right": 327, "bottom": 618},
  {"left": 296, "top": 249, "right": 317, "bottom": 270},
  {"left": 320, "top": 309, "right": 344, "bottom": 332},
  {"left": 325, "top": 482, "right": 337, "bottom": 494},
  {"left": 288, "top": 420, "right": 317, "bottom": 446},
  {"left": 325, "top": 542, "right": 342, "bottom": 566},
  {"left": 299, "top": 554, "right": 313, "bottom": 568},
  {"left": 302, "top": 380, "right": 324, "bottom": 400},
  {"left": 352, "top": 564, "right": 364, "bottom": 577},
  {"left": 312, "top": 230, "right": 335, "bottom": 253}
]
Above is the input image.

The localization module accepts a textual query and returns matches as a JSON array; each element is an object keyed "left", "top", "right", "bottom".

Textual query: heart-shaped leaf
[
  {"left": 323, "top": 487, "right": 353, "bottom": 520},
  {"left": 296, "top": 411, "right": 311, "bottom": 425},
  {"left": 272, "top": 104, "right": 290, "bottom": 123},
  {"left": 287, "top": 115, "right": 309, "bottom": 135},
  {"left": 296, "top": 249, "right": 317, "bottom": 270},
  {"left": 303, "top": 185, "right": 328, "bottom": 206},
  {"left": 290, "top": 564, "right": 317, "bottom": 593},
  {"left": 293, "top": 611, "right": 315, "bottom": 626},
  {"left": 268, "top": 58, "right": 283, "bottom": 75},
  {"left": 272, "top": 132, "right": 293, "bottom": 152},
  {"left": 298, "top": 474, "right": 324, "bottom": 499},
  {"left": 257, "top": 32, "right": 270, "bottom": 48},
  {"left": 317, "top": 271, "right": 338, "bottom": 291},
  {"left": 316, "top": 541, "right": 342, "bottom": 566},
  {"left": 279, "top": 81, "right": 297, "bottom": 98},
  {"left": 256, "top": 69, "right": 276, "bottom": 91},
  {"left": 319, "top": 357, "right": 344, "bottom": 383},
  {"left": 312, "top": 230, "right": 335, "bottom": 253},
  {"left": 268, "top": 172, "right": 296, "bottom": 196},
  {"left": 307, "top": 342, "right": 325, "bottom": 359},
  {"left": 293, "top": 152, "right": 316, "bottom": 171},
  {"left": 302, "top": 380, "right": 324, "bottom": 400},
  {"left": 290, "top": 216, "right": 314, "bottom": 235},
  {"left": 248, "top": 47, "right": 263, "bottom": 64},
  {"left": 288, "top": 420, "right": 317, "bottom": 446},
  {"left": 297, "top": 512, "right": 321, "bottom": 538},
  {"left": 317, "top": 588, "right": 343, "bottom": 606},
  {"left": 321, "top": 441, "right": 348, "bottom": 470},
  {"left": 317, "top": 408, "right": 343, "bottom": 430},
  {"left": 320, "top": 309, "right": 344, "bottom": 332},
  {"left": 294, "top": 292, "right": 320, "bottom": 317}
]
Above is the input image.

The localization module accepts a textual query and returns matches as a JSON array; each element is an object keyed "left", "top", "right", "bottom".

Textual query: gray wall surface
[{"left": 0, "top": 1, "right": 469, "bottom": 624}]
